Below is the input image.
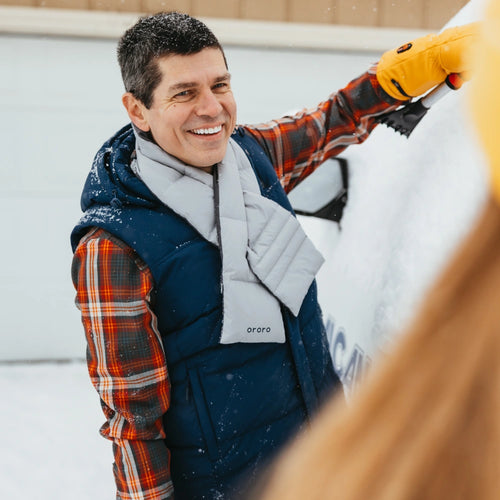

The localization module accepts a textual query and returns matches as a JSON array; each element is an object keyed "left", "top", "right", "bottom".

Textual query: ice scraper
[{"left": 377, "top": 72, "right": 464, "bottom": 138}]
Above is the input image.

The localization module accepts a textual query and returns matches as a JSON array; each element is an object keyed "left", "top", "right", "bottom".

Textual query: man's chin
[
  {"left": 189, "top": 154, "right": 225, "bottom": 171},
  {"left": 196, "top": 148, "right": 227, "bottom": 168},
  {"left": 176, "top": 140, "right": 229, "bottom": 168}
]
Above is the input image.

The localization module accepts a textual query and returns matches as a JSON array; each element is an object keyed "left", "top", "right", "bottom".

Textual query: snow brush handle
[
  {"left": 420, "top": 73, "right": 464, "bottom": 109},
  {"left": 377, "top": 73, "right": 464, "bottom": 137}
]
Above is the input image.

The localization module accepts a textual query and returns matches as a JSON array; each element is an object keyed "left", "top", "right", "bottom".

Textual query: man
[{"left": 71, "top": 12, "right": 476, "bottom": 500}]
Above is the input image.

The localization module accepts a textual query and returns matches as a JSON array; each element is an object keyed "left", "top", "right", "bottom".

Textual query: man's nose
[{"left": 195, "top": 89, "right": 223, "bottom": 117}]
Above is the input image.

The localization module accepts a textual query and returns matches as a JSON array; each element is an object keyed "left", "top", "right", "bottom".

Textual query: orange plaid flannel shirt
[{"left": 72, "top": 68, "right": 399, "bottom": 500}]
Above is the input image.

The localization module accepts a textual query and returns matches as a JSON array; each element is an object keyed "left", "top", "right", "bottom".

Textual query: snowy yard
[{"left": 1, "top": 361, "right": 115, "bottom": 499}]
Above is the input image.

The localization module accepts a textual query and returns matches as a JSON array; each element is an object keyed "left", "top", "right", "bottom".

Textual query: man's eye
[
  {"left": 213, "top": 82, "right": 229, "bottom": 91},
  {"left": 174, "top": 90, "right": 193, "bottom": 100}
]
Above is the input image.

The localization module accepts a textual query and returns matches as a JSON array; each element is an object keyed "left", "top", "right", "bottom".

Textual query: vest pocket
[
  {"left": 188, "top": 368, "right": 219, "bottom": 461},
  {"left": 190, "top": 348, "right": 304, "bottom": 445}
]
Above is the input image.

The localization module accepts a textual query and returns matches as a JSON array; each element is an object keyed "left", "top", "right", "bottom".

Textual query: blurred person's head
[
  {"left": 469, "top": 0, "right": 500, "bottom": 203},
  {"left": 118, "top": 12, "right": 236, "bottom": 170},
  {"left": 258, "top": 3, "right": 500, "bottom": 499}
]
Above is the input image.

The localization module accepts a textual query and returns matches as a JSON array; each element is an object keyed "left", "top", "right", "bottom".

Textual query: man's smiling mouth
[{"left": 190, "top": 125, "right": 223, "bottom": 135}]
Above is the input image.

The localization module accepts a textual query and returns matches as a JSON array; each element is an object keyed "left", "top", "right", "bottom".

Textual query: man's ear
[{"left": 122, "top": 92, "right": 150, "bottom": 132}]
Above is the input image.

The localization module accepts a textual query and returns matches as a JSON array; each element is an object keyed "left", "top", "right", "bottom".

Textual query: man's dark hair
[{"left": 117, "top": 12, "right": 226, "bottom": 108}]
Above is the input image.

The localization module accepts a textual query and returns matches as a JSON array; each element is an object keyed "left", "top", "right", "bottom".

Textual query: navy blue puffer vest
[{"left": 71, "top": 124, "right": 339, "bottom": 499}]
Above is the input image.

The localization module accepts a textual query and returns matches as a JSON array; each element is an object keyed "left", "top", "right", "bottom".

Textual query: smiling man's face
[{"left": 124, "top": 47, "right": 237, "bottom": 172}]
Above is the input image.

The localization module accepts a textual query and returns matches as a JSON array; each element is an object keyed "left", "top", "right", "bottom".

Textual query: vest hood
[{"left": 80, "top": 123, "right": 159, "bottom": 212}]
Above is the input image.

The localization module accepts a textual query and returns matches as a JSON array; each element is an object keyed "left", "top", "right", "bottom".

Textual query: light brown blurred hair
[{"left": 260, "top": 195, "right": 500, "bottom": 500}]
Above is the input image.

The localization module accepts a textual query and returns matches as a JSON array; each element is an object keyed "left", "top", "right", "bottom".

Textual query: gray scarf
[{"left": 132, "top": 130, "right": 324, "bottom": 344}]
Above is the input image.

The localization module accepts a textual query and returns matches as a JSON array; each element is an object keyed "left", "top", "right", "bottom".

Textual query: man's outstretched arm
[
  {"left": 245, "top": 67, "right": 401, "bottom": 193},
  {"left": 246, "top": 23, "right": 478, "bottom": 193}
]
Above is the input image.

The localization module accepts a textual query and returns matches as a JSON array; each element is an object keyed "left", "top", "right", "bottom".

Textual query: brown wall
[{"left": 1, "top": 0, "right": 469, "bottom": 29}]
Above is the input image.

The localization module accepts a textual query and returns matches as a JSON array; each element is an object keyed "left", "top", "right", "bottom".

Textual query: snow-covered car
[{"left": 289, "top": 0, "right": 488, "bottom": 394}]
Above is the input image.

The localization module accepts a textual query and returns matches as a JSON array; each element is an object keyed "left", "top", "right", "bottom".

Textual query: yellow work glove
[
  {"left": 377, "top": 22, "right": 478, "bottom": 100},
  {"left": 469, "top": 1, "right": 500, "bottom": 204}
]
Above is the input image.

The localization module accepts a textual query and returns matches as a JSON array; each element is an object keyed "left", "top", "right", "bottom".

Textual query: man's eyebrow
[
  {"left": 214, "top": 72, "right": 232, "bottom": 82},
  {"left": 168, "top": 81, "right": 197, "bottom": 93},
  {"left": 168, "top": 73, "right": 232, "bottom": 93}
]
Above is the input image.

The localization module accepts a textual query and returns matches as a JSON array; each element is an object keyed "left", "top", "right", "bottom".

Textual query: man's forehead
[{"left": 157, "top": 48, "right": 226, "bottom": 71}]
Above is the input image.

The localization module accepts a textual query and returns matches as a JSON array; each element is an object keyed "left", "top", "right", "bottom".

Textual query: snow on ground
[{"left": 0, "top": 361, "right": 115, "bottom": 499}]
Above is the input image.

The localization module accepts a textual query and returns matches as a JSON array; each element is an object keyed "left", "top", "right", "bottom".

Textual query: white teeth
[{"left": 192, "top": 125, "right": 222, "bottom": 135}]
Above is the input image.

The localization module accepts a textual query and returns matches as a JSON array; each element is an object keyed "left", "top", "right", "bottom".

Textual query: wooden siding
[{"left": 0, "top": 0, "right": 469, "bottom": 29}]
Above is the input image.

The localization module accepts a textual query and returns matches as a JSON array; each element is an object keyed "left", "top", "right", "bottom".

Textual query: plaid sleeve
[
  {"left": 71, "top": 228, "right": 173, "bottom": 500},
  {"left": 244, "top": 66, "right": 402, "bottom": 193}
]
